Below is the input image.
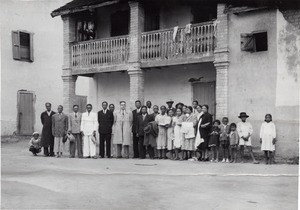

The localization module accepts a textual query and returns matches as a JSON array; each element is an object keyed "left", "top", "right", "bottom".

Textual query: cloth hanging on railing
[
  {"left": 184, "top": 24, "right": 192, "bottom": 34},
  {"left": 173, "top": 26, "right": 179, "bottom": 42}
]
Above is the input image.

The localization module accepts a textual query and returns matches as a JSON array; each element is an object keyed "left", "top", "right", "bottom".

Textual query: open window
[
  {"left": 241, "top": 31, "right": 268, "bottom": 52},
  {"left": 144, "top": 5, "right": 160, "bottom": 32},
  {"left": 76, "top": 10, "right": 97, "bottom": 42},
  {"left": 12, "top": 31, "right": 33, "bottom": 62},
  {"left": 111, "top": 10, "right": 129, "bottom": 37},
  {"left": 191, "top": 4, "right": 217, "bottom": 24}
]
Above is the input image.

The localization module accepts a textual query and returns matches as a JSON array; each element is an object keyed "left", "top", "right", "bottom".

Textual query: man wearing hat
[
  {"left": 237, "top": 112, "right": 259, "bottom": 164},
  {"left": 166, "top": 99, "right": 176, "bottom": 114}
]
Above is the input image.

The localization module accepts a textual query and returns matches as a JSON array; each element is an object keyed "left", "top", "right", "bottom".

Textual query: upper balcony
[
  {"left": 70, "top": 21, "right": 215, "bottom": 74},
  {"left": 54, "top": 0, "right": 218, "bottom": 75}
]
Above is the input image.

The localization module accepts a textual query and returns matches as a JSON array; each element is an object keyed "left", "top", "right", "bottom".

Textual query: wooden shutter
[
  {"left": 12, "top": 31, "right": 21, "bottom": 60},
  {"left": 29, "top": 33, "right": 34, "bottom": 62},
  {"left": 241, "top": 33, "right": 254, "bottom": 52}
]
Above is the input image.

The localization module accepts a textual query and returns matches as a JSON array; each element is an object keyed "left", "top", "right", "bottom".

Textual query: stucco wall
[
  {"left": 90, "top": 63, "right": 215, "bottom": 111},
  {"left": 228, "top": 9, "right": 299, "bottom": 158},
  {"left": 1, "top": 0, "right": 89, "bottom": 136}
]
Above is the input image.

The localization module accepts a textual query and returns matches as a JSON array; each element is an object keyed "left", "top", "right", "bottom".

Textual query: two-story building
[{"left": 51, "top": 0, "right": 300, "bottom": 160}]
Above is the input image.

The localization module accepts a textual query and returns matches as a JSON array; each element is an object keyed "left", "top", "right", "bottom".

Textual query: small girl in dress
[
  {"left": 167, "top": 109, "right": 175, "bottom": 160},
  {"left": 209, "top": 120, "right": 221, "bottom": 162},
  {"left": 260, "top": 114, "right": 276, "bottom": 164},
  {"left": 29, "top": 132, "right": 41, "bottom": 156},
  {"left": 229, "top": 123, "right": 239, "bottom": 163},
  {"left": 173, "top": 108, "right": 184, "bottom": 160}
]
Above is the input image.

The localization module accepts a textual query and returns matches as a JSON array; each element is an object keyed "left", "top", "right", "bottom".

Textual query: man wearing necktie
[
  {"left": 113, "top": 101, "right": 132, "bottom": 158},
  {"left": 192, "top": 100, "right": 199, "bottom": 114},
  {"left": 98, "top": 101, "right": 114, "bottom": 158},
  {"left": 132, "top": 100, "right": 142, "bottom": 158},
  {"left": 68, "top": 105, "right": 82, "bottom": 158},
  {"left": 52, "top": 105, "right": 68, "bottom": 158}
]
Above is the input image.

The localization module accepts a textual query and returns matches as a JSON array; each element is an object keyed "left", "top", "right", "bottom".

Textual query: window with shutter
[
  {"left": 12, "top": 31, "right": 33, "bottom": 62},
  {"left": 241, "top": 31, "right": 268, "bottom": 52}
]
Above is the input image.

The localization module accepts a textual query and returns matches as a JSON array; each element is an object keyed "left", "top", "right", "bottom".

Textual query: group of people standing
[{"left": 29, "top": 99, "right": 277, "bottom": 165}]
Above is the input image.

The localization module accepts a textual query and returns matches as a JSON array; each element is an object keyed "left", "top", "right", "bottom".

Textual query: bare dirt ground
[{"left": 1, "top": 139, "right": 298, "bottom": 210}]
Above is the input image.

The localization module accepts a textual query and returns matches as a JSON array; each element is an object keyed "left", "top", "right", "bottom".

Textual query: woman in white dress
[{"left": 260, "top": 114, "right": 276, "bottom": 164}]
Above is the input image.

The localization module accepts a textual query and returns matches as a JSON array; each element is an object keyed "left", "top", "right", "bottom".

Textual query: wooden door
[
  {"left": 18, "top": 91, "right": 34, "bottom": 135},
  {"left": 75, "top": 95, "right": 87, "bottom": 113},
  {"left": 193, "top": 82, "right": 216, "bottom": 119}
]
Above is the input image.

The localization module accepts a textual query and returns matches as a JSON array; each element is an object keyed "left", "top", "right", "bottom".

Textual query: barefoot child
[
  {"left": 209, "top": 120, "right": 221, "bottom": 162},
  {"left": 260, "top": 114, "right": 276, "bottom": 164},
  {"left": 220, "top": 117, "right": 230, "bottom": 163},
  {"left": 229, "top": 123, "right": 239, "bottom": 163},
  {"left": 29, "top": 132, "right": 41, "bottom": 156},
  {"left": 237, "top": 112, "right": 259, "bottom": 164}
]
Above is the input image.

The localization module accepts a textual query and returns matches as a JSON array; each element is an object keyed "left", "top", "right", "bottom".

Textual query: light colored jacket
[
  {"left": 112, "top": 110, "right": 132, "bottom": 145},
  {"left": 80, "top": 112, "right": 98, "bottom": 136},
  {"left": 68, "top": 112, "right": 82, "bottom": 134}
]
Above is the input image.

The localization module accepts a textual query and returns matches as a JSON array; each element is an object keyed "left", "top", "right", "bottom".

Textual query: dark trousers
[
  {"left": 100, "top": 133, "right": 111, "bottom": 158},
  {"left": 147, "top": 146, "right": 155, "bottom": 159},
  {"left": 70, "top": 133, "right": 82, "bottom": 158},
  {"left": 133, "top": 133, "right": 139, "bottom": 158},
  {"left": 43, "top": 146, "right": 54, "bottom": 156},
  {"left": 29, "top": 146, "right": 41, "bottom": 155},
  {"left": 138, "top": 136, "right": 146, "bottom": 159}
]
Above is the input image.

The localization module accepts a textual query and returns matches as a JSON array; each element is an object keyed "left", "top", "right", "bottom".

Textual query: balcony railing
[
  {"left": 71, "top": 35, "right": 129, "bottom": 68},
  {"left": 141, "top": 21, "right": 215, "bottom": 61},
  {"left": 70, "top": 21, "right": 215, "bottom": 71}
]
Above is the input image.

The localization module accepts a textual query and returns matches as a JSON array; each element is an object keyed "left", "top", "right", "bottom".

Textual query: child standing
[
  {"left": 209, "top": 120, "right": 221, "bottom": 162},
  {"left": 220, "top": 117, "right": 230, "bottom": 163},
  {"left": 237, "top": 112, "right": 259, "bottom": 164},
  {"left": 155, "top": 106, "right": 170, "bottom": 159},
  {"left": 167, "top": 109, "right": 175, "bottom": 160},
  {"left": 173, "top": 108, "right": 184, "bottom": 160},
  {"left": 229, "top": 123, "right": 239, "bottom": 163},
  {"left": 29, "top": 132, "right": 41, "bottom": 156},
  {"left": 260, "top": 114, "right": 276, "bottom": 164}
]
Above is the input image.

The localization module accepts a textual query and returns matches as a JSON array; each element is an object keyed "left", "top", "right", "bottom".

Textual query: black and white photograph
[{"left": 1, "top": 0, "right": 299, "bottom": 209}]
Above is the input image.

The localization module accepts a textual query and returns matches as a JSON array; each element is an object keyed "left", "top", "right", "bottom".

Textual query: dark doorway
[{"left": 111, "top": 10, "right": 129, "bottom": 37}]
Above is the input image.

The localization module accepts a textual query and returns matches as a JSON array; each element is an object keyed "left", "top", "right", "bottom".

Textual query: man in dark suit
[
  {"left": 41, "top": 102, "right": 56, "bottom": 157},
  {"left": 132, "top": 100, "right": 141, "bottom": 158},
  {"left": 136, "top": 106, "right": 152, "bottom": 159},
  {"left": 98, "top": 101, "right": 114, "bottom": 158}
]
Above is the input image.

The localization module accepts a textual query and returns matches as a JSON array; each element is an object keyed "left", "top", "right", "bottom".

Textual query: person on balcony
[{"left": 113, "top": 101, "right": 132, "bottom": 158}]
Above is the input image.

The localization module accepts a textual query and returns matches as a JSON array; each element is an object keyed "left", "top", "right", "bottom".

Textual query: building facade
[
  {"left": 1, "top": 0, "right": 89, "bottom": 136},
  {"left": 51, "top": 0, "right": 300, "bottom": 159}
]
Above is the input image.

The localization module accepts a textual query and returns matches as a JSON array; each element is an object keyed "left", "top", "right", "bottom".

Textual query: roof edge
[{"left": 51, "top": 0, "right": 120, "bottom": 18}]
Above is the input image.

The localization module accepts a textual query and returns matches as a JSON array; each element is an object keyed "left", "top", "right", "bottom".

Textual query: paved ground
[{"left": 1, "top": 140, "right": 299, "bottom": 210}]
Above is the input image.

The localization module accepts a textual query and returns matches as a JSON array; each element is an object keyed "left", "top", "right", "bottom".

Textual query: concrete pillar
[
  {"left": 61, "top": 15, "right": 76, "bottom": 114},
  {"left": 214, "top": 3, "right": 229, "bottom": 119},
  {"left": 128, "top": 65, "right": 145, "bottom": 109},
  {"left": 128, "top": 1, "right": 145, "bottom": 109},
  {"left": 62, "top": 75, "right": 77, "bottom": 114}
]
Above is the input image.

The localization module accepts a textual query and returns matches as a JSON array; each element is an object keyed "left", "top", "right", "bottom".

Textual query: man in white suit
[{"left": 80, "top": 104, "right": 98, "bottom": 158}]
